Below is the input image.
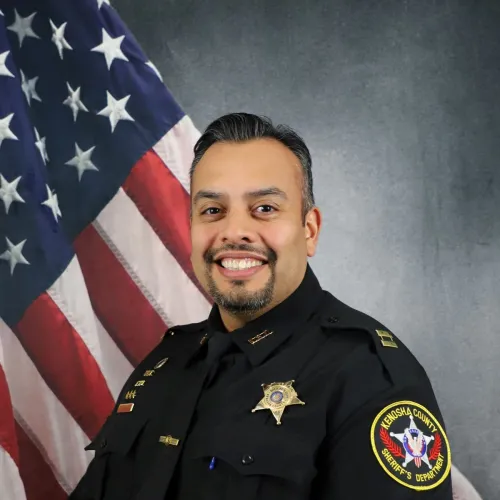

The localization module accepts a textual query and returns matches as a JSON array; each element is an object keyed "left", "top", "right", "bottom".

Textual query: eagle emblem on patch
[{"left": 370, "top": 401, "right": 451, "bottom": 490}]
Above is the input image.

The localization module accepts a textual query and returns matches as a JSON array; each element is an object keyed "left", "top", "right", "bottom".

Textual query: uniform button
[
  {"left": 100, "top": 439, "right": 107, "bottom": 449},
  {"left": 241, "top": 455, "right": 254, "bottom": 465},
  {"left": 328, "top": 316, "right": 339, "bottom": 323}
]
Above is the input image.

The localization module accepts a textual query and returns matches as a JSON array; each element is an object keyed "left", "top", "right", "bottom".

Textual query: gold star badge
[{"left": 251, "top": 380, "right": 305, "bottom": 425}]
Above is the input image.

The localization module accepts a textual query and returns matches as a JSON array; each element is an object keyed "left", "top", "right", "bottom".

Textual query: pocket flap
[
  {"left": 191, "top": 430, "right": 316, "bottom": 485},
  {"left": 85, "top": 413, "right": 149, "bottom": 456}
]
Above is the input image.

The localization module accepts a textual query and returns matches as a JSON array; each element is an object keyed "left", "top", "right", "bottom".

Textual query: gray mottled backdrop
[{"left": 114, "top": 1, "right": 499, "bottom": 497}]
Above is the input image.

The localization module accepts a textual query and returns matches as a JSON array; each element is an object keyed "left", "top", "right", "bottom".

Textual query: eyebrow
[{"left": 192, "top": 186, "right": 288, "bottom": 205}]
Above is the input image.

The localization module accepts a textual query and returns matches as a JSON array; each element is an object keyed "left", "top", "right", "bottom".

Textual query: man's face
[{"left": 190, "top": 138, "right": 320, "bottom": 320}]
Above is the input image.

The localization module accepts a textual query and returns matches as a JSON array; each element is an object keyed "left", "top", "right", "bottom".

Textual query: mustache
[{"left": 204, "top": 243, "right": 277, "bottom": 265}]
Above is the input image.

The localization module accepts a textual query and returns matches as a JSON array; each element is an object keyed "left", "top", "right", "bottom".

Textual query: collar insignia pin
[
  {"left": 252, "top": 380, "right": 305, "bottom": 425},
  {"left": 248, "top": 329, "right": 274, "bottom": 345},
  {"left": 154, "top": 357, "right": 169, "bottom": 369}
]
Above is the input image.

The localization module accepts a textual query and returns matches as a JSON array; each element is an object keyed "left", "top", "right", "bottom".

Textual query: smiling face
[{"left": 190, "top": 138, "right": 321, "bottom": 330}]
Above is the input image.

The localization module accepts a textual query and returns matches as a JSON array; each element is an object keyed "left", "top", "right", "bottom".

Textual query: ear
[{"left": 304, "top": 207, "right": 322, "bottom": 257}]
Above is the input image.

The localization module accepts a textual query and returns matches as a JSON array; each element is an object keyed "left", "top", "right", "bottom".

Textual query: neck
[{"left": 218, "top": 302, "right": 275, "bottom": 332}]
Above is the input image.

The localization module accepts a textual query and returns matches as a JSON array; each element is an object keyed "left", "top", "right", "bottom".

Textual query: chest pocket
[
  {"left": 82, "top": 414, "right": 150, "bottom": 500},
  {"left": 189, "top": 427, "right": 317, "bottom": 500}
]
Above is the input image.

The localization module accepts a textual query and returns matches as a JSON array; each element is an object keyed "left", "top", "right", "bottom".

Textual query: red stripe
[
  {"left": 0, "top": 365, "right": 19, "bottom": 465},
  {"left": 15, "top": 294, "right": 114, "bottom": 440},
  {"left": 15, "top": 421, "right": 67, "bottom": 500},
  {"left": 75, "top": 224, "right": 167, "bottom": 366},
  {"left": 123, "top": 150, "right": 211, "bottom": 303}
]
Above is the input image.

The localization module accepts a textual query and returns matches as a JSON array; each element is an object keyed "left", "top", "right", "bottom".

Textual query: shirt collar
[{"left": 206, "top": 263, "right": 325, "bottom": 366}]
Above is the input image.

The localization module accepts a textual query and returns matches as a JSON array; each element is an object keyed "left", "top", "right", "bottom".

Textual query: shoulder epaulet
[
  {"left": 318, "top": 291, "right": 425, "bottom": 384},
  {"left": 159, "top": 319, "right": 208, "bottom": 342}
]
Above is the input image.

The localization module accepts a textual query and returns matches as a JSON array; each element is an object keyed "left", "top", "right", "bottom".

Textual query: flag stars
[
  {"left": 0, "top": 237, "right": 30, "bottom": 275},
  {"left": 42, "top": 185, "right": 62, "bottom": 222},
  {"left": 98, "top": 91, "right": 134, "bottom": 132},
  {"left": 145, "top": 60, "right": 163, "bottom": 82},
  {"left": 50, "top": 20, "right": 73, "bottom": 59},
  {"left": 7, "top": 10, "right": 40, "bottom": 47},
  {"left": 63, "top": 83, "right": 89, "bottom": 121},
  {"left": 65, "top": 144, "right": 99, "bottom": 181},
  {"left": 21, "top": 70, "right": 41, "bottom": 105},
  {"left": 34, "top": 128, "right": 49, "bottom": 164},
  {"left": 0, "top": 51, "right": 14, "bottom": 78},
  {"left": 91, "top": 28, "right": 128, "bottom": 70},
  {"left": 0, "top": 174, "right": 25, "bottom": 214},
  {"left": 97, "top": 0, "right": 111, "bottom": 8},
  {"left": 0, "top": 113, "right": 18, "bottom": 149}
]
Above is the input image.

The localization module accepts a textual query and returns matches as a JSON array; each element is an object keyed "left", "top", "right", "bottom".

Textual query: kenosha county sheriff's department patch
[{"left": 370, "top": 401, "right": 451, "bottom": 490}]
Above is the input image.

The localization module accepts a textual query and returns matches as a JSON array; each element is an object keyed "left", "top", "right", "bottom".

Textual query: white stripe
[
  {"left": 0, "top": 447, "right": 26, "bottom": 500},
  {"left": 47, "top": 256, "right": 134, "bottom": 400},
  {"left": 153, "top": 114, "right": 200, "bottom": 193},
  {"left": 95, "top": 188, "right": 211, "bottom": 327},
  {"left": 0, "top": 319, "right": 91, "bottom": 493}
]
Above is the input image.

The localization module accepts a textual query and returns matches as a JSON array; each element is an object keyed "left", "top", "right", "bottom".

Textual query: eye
[
  {"left": 201, "top": 207, "right": 221, "bottom": 216},
  {"left": 255, "top": 205, "right": 276, "bottom": 214}
]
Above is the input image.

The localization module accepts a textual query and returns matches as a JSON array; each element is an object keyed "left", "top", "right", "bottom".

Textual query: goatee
[{"left": 204, "top": 243, "right": 277, "bottom": 316}]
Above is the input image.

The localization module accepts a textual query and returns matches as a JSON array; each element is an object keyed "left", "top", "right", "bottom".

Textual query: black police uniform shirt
[{"left": 70, "top": 265, "right": 453, "bottom": 500}]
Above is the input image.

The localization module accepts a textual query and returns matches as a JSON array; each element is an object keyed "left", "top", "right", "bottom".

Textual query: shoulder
[
  {"left": 147, "top": 318, "right": 209, "bottom": 361},
  {"left": 316, "top": 291, "right": 428, "bottom": 387},
  {"left": 315, "top": 294, "right": 452, "bottom": 494},
  {"left": 113, "top": 319, "right": 209, "bottom": 402},
  {"left": 161, "top": 318, "right": 208, "bottom": 339}
]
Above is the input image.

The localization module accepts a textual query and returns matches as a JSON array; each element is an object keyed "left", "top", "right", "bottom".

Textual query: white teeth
[{"left": 220, "top": 258, "right": 264, "bottom": 270}]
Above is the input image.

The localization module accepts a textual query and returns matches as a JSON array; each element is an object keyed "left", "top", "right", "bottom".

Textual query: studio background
[{"left": 113, "top": 1, "right": 500, "bottom": 497}]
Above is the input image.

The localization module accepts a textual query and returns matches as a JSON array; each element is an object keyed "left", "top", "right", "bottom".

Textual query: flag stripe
[
  {"left": 15, "top": 295, "right": 114, "bottom": 439},
  {"left": 47, "top": 256, "right": 134, "bottom": 400},
  {"left": 153, "top": 114, "right": 199, "bottom": 193},
  {"left": 95, "top": 187, "right": 211, "bottom": 328},
  {"left": 75, "top": 224, "right": 168, "bottom": 366},
  {"left": 0, "top": 364, "right": 20, "bottom": 466},
  {"left": 123, "top": 150, "right": 211, "bottom": 301},
  {"left": 1, "top": 318, "right": 91, "bottom": 493},
  {"left": 15, "top": 422, "right": 67, "bottom": 500},
  {"left": 0, "top": 444, "right": 27, "bottom": 500}
]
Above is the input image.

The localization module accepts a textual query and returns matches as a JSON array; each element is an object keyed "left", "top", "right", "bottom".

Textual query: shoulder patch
[{"left": 370, "top": 400, "right": 451, "bottom": 490}]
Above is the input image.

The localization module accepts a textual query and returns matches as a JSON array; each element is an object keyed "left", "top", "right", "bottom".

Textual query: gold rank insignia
[{"left": 252, "top": 380, "right": 305, "bottom": 425}]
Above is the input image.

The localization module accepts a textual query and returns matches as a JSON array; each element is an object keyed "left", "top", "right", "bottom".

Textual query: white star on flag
[
  {"left": 21, "top": 70, "right": 42, "bottom": 105},
  {"left": 42, "top": 184, "right": 62, "bottom": 221},
  {"left": 91, "top": 28, "right": 128, "bottom": 70},
  {"left": 34, "top": 127, "right": 49, "bottom": 164},
  {"left": 65, "top": 143, "right": 99, "bottom": 181},
  {"left": 0, "top": 51, "right": 14, "bottom": 78},
  {"left": 63, "top": 83, "right": 89, "bottom": 121},
  {"left": 50, "top": 20, "right": 73, "bottom": 59},
  {"left": 97, "top": 0, "right": 111, "bottom": 8},
  {"left": 0, "top": 174, "right": 25, "bottom": 214},
  {"left": 7, "top": 10, "right": 40, "bottom": 47},
  {"left": 0, "top": 113, "right": 18, "bottom": 149},
  {"left": 0, "top": 237, "right": 30, "bottom": 275},
  {"left": 145, "top": 60, "right": 163, "bottom": 81},
  {"left": 97, "top": 91, "right": 134, "bottom": 132},
  {"left": 0, "top": 10, "right": 3, "bottom": 16}
]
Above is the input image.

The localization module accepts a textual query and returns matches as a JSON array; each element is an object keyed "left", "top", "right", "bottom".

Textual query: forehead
[{"left": 191, "top": 139, "right": 303, "bottom": 197}]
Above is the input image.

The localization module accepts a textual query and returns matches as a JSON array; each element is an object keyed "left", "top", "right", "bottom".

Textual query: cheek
[
  {"left": 262, "top": 222, "right": 304, "bottom": 253},
  {"left": 190, "top": 225, "right": 215, "bottom": 259}
]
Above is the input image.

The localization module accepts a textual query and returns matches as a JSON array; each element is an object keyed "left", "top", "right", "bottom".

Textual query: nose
[{"left": 218, "top": 210, "right": 258, "bottom": 245}]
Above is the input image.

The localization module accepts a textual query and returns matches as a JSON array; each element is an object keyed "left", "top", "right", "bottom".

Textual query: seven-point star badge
[{"left": 252, "top": 380, "right": 305, "bottom": 425}]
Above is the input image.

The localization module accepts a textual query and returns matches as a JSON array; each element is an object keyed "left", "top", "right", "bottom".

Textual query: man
[{"left": 70, "top": 113, "right": 453, "bottom": 499}]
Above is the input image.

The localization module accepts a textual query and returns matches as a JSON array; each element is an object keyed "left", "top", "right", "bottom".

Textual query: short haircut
[{"left": 190, "top": 112, "right": 315, "bottom": 220}]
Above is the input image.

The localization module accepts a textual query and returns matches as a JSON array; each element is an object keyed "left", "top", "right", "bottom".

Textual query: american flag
[{"left": 0, "top": 1, "right": 211, "bottom": 498}]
